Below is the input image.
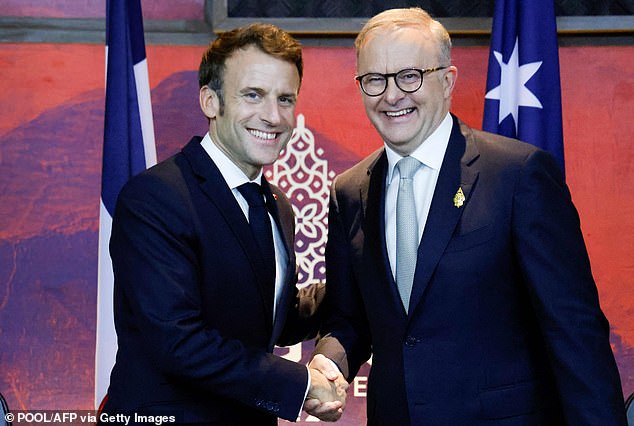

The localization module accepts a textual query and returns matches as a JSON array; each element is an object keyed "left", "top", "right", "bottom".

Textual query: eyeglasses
[{"left": 355, "top": 66, "right": 449, "bottom": 97}]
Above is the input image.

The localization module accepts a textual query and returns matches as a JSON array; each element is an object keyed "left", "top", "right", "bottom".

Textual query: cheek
[
  {"left": 282, "top": 108, "right": 297, "bottom": 126},
  {"left": 362, "top": 97, "right": 379, "bottom": 114}
]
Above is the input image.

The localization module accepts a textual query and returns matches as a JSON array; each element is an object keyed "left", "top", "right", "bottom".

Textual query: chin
[
  {"left": 257, "top": 151, "right": 283, "bottom": 166},
  {"left": 384, "top": 133, "right": 417, "bottom": 147}
]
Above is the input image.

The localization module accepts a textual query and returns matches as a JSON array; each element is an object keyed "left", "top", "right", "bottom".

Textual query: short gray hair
[{"left": 355, "top": 7, "right": 452, "bottom": 66}]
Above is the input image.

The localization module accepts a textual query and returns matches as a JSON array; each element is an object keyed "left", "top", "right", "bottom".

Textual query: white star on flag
[{"left": 485, "top": 37, "right": 543, "bottom": 133}]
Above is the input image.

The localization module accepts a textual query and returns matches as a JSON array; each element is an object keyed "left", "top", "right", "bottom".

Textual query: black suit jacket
[
  {"left": 316, "top": 115, "right": 626, "bottom": 425},
  {"left": 103, "top": 137, "right": 320, "bottom": 425}
]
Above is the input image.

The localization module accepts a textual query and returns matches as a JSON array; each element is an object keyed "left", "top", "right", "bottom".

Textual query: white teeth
[
  {"left": 249, "top": 129, "right": 276, "bottom": 140},
  {"left": 385, "top": 108, "right": 414, "bottom": 117}
]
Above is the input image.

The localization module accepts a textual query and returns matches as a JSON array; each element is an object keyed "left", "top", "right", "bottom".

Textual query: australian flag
[
  {"left": 482, "top": 0, "right": 564, "bottom": 174},
  {"left": 95, "top": 0, "right": 157, "bottom": 408}
]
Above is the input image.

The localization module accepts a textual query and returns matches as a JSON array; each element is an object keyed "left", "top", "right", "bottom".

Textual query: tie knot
[
  {"left": 396, "top": 156, "right": 421, "bottom": 180},
  {"left": 238, "top": 182, "right": 266, "bottom": 207}
]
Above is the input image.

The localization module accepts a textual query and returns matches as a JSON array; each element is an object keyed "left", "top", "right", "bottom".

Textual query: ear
[
  {"left": 443, "top": 65, "right": 458, "bottom": 98},
  {"left": 199, "top": 85, "right": 220, "bottom": 119}
]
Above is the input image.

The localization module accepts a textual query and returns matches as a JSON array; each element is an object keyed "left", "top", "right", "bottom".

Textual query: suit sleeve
[
  {"left": 110, "top": 173, "right": 308, "bottom": 421},
  {"left": 512, "top": 149, "right": 627, "bottom": 424},
  {"left": 313, "top": 177, "right": 373, "bottom": 380},
  {"left": 277, "top": 281, "right": 326, "bottom": 347}
]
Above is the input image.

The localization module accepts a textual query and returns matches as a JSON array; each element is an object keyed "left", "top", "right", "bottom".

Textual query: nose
[
  {"left": 382, "top": 76, "right": 406, "bottom": 105},
  {"left": 260, "top": 99, "right": 282, "bottom": 125}
]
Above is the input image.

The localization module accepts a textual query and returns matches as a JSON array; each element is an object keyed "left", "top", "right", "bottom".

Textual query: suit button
[{"left": 404, "top": 335, "right": 420, "bottom": 347}]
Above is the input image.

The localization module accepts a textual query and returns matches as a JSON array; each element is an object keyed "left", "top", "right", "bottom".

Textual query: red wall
[{"left": 0, "top": 42, "right": 632, "bottom": 422}]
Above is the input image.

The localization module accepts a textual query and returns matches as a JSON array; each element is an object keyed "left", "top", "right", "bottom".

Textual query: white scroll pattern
[{"left": 265, "top": 114, "right": 336, "bottom": 287}]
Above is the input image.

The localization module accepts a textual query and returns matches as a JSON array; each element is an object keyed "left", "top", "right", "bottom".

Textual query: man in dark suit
[
  {"left": 310, "top": 7, "right": 627, "bottom": 425},
  {"left": 101, "top": 24, "right": 346, "bottom": 425}
]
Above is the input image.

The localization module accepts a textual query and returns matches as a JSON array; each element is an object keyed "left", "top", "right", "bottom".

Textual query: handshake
[{"left": 303, "top": 354, "right": 349, "bottom": 422}]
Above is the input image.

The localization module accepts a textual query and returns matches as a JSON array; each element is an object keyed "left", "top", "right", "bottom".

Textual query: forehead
[
  {"left": 224, "top": 45, "right": 300, "bottom": 92},
  {"left": 357, "top": 27, "right": 437, "bottom": 72}
]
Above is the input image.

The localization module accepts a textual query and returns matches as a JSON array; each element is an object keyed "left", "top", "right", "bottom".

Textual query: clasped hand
[{"left": 303, "top": 354, "right": 349, "bottom": 422}]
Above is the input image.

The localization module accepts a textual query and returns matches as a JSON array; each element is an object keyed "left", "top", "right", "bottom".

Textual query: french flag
[
  {"left": 95, "top": 0, "right": 157, "bottom": 408},
  {"left": 482, "top": 0, "right": 565, "bottom": 175}
]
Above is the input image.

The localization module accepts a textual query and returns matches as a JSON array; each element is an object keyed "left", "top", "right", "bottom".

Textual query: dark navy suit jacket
[
  {"left": 316, "top": 115, "right": 626, "bottom": 425},
  {"left": 103, "top": 137, "right": 321, "bottom": 425}
]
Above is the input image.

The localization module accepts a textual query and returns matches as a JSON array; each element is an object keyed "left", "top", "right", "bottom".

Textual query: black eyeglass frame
[{"left": 355, "top": 66, "right": 449, "bottom": 97}]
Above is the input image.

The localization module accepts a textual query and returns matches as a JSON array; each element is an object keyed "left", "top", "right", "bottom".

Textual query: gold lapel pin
[{"left": 453, "top": 187, "right": 465, "bottom": 208}]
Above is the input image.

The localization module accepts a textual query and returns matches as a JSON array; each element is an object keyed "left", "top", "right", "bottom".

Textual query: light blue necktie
[{"left": 395, "top": 156, "right": 421, "bottom": 313}]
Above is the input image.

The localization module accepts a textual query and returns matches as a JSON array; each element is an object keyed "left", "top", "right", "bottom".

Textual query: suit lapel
[
  {"left": 363, "top": 151, "right": 410, "bottom": 320},
  {"left": 182, "top": 138, "right": 276, "bottom": 323},
  {"left": 407, "top": 116, "right": 480, "bottom": 314},
  {"left": 262, "top": 181, "right": 299, "bottom": 346},
  {"left": 262, "top": 181, "right": 294, "bottom": 258}
]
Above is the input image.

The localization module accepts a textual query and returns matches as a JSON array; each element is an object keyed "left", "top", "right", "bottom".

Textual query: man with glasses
[{"left": 310, "top": 7, "right": 626, "bottom": 425}]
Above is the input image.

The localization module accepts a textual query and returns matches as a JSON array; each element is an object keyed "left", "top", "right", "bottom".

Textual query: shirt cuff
[
  {"left": 297, "top": 365, "right": 311, "bottom": 418},
  {"left": 297, "top": 366, "right": 311, "bottom": 419}
]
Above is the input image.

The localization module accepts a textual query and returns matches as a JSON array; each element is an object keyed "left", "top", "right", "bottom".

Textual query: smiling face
[
  {"left": 357, "top": 26, "right": 457, "bottom": 156},
  {"left": 200, "top": 45, "right": 300, "bottom": 179}
]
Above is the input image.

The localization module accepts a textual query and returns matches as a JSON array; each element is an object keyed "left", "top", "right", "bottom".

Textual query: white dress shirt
[{"left": 384, "top": 113, "right": 453, "bottom": 281}]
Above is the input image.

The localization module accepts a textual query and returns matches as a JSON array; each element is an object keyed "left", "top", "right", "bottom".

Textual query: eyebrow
[{"left": 240, "top": 87, "right": 266, "bottom": 96}]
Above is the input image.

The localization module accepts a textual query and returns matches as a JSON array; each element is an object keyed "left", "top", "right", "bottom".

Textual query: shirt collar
[
  {"left": 200, "top": 132, "right": 263, "bottom": 189},
  {"left": 385, "top": 112, "right": 453, "bottom": 183}
]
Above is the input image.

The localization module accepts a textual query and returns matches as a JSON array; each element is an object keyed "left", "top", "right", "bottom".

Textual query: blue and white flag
[
  {"left": 483, "top": 0, "right": 564, "bottom": 174},
  {"left": 95, "top": 0, "right": 157, "bottom": 408}
]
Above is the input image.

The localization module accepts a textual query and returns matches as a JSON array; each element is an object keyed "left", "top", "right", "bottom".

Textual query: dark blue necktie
[{"left": 238, "top": 183, "right": 276, "bottom": 287}]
